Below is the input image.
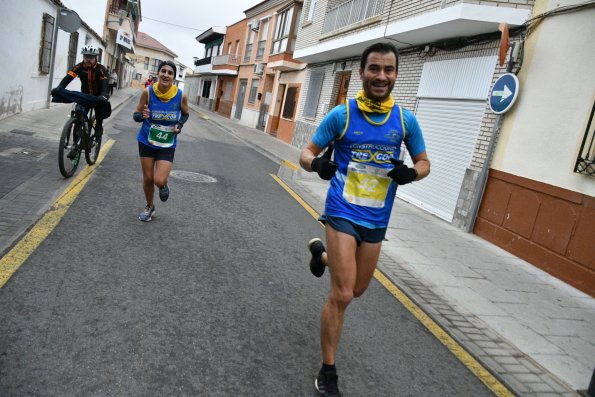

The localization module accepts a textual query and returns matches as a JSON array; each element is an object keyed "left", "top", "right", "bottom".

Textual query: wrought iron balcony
[{"left": 322, "top": 0, "right": 384, "bottom": 34}]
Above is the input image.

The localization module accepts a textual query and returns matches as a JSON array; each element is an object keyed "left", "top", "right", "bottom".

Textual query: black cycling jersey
[{"left": 58, "top": 62, "right": 109, "bottom": 98}]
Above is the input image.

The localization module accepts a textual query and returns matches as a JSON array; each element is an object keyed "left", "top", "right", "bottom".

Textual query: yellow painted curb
[{"left": 0, "top": 139, "right": 115, "bottom": 288}]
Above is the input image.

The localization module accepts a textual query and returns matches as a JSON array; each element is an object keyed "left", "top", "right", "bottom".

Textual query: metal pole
[
  {"left": 46, "top": 8, "right": 61, "bottom": 108},
  {"left": 466, "top": 114, "right": 503, "bottom": 233}
]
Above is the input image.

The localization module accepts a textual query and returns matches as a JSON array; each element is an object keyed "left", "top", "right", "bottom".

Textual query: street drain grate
[{"left": 170, "top": 170, "right": 217, "bottom": 183}]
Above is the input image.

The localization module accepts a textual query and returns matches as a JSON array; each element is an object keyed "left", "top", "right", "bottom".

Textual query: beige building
[{"left": 129, "top": 32, "right": 178, "bottom": 89}]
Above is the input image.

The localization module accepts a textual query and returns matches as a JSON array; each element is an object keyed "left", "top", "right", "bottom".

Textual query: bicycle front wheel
[
  {"left": 58, "top": 117, "right": 82, "bottom": 178},
  {"left": 84, "top": 115, "right": 101, "bottom": 165}
]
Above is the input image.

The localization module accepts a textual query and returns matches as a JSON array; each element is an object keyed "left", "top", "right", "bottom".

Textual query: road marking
[
  {"left": 0, "top": 139, "right": 115, "bottom": 288},
  {"left": 271, "top": 173, "right": 514, "bottom": 397}
]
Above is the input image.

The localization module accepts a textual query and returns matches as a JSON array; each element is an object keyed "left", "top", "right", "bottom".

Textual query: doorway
[{"left": 234, "top": 79, "right": 247, "bottom": 120}]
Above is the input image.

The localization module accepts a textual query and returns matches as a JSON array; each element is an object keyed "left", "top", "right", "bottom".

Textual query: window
[
  {"left": 272, "top": 7, "right": 293, "bottom": 54},
  {"left": 224, "top": 81, "right": 233, "bottom": 101},
  {"left": 144, "top": 56, "right": 149, "bottom": 70},
  {"left": 248, "top": 79, "right": 259, "bottom": 104},
  {"left": 282, "top": 87, "right": 298, "bottom": 119},
  {"left": 307, "top": 0, "right": 317, "bottom": 21},
  {"left": 67, "top": 32, "right": 79, "bottom": 70},
  {"left": 85, "top": 35, "right": 91, "bottom": 45},
  {"left": 39, "top": 13, "right": 55, "bottom": 74},
  {"left": 303, "top": 70, "right": 324, "bottom": 118},
  {"left": 135, "top": 73, "right": 142, "bottom": 80},
  {"left": 256, "top": 19, "right": 269, "bottom": 60},
  {"left": 151, "top": 58, "right": 161, "bottom": 73},
  {"left": 574, "top": 100, "right": 595, "bottom": 176},
  {"left": 244, "top": 29, "right": 255, "bottom": 62}
]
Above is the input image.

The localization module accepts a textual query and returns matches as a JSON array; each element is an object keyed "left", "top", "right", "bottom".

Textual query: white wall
[
  {"left": 0, "top": 1, "right": 105, "bottom": 118},
  {"left": 493, "top": 2, "right": 595, "bottom": 196}
]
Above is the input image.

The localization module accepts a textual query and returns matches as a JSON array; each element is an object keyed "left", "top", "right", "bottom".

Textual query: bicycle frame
[{"left": 71, "top": 103, "right": 95, "bottom": 149}]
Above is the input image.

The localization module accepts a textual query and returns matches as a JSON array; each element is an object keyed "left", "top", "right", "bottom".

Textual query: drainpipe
[
  {"left": 467, "top": 43, "right": 517, "bottom": 233},
  {"left": 466, "top": 114, "right": 503, "bottom": 233}
]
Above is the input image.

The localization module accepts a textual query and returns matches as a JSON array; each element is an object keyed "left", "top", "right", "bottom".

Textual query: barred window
[
  {"left": 303, "top": 70, "right": 324, "bottom": 118},
  {"left": 248, "top": 79, "right": 259, "bottom": 104},
  {"left": 39, "top": 13, "right": 55, "bottom": 74},
  {"left": 574, "top": 100, "right": 595, "bottom": 177},
  {"left": 67, "top": 32, "right": 79, "bottom": 70}
]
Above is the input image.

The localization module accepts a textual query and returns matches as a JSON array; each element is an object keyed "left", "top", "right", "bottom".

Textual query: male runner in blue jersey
[{"left": 299, "top": 42, "right": 431, "bottom": 397}]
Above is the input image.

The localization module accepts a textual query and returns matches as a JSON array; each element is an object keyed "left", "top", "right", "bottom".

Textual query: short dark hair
[
  {"left": 158, "top": 60, "right": 177, "bottom": 77},
  {"left": 360, "top": 42, "right": 399, "bottom": 71}
]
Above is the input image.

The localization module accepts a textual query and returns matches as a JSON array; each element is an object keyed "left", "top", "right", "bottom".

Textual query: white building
[{"left": 0, "top": 0, "right": 106, "bottom": 120}]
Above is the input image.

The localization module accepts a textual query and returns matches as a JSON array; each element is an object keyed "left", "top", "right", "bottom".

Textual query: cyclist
[{"left": 51, "top": 45, "right": 111, "bottom": 138}]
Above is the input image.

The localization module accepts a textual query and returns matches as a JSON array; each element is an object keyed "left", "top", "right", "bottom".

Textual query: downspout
[{"left": 466, "top": 43, "right": 517, "bottom": 233}]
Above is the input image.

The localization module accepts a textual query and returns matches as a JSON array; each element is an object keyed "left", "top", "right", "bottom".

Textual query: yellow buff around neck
[
  {"left": 355, "top": 90, "right": 394, "bottom": 113},
  {"left": 152, "top": 84, "right": 178, "bottom": 101}
]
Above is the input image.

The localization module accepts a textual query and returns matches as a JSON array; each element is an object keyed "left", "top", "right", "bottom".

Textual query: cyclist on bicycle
[{"left": 50, "top": 45, "right": 111, "bottom": 138}]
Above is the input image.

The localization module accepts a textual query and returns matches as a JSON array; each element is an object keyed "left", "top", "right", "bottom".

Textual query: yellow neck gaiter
[
  {"left": 152, "top": 84, "right": 178, "bottom": 102},
  {"left": 355, "top": 90, "right": 394, "bottom": 113}
]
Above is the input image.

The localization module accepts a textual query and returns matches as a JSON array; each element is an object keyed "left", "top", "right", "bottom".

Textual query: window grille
[
  {"left": 574, "top": 100, "right": 595, "bottom": 177},
  {"left": 67, "top": 32, "right": 79, "bottom": 70},
  {"left": 39, "top": 13, "right": 55, "bottom": 74},
  {"left": 303, "top": 70, "right": 324, "bottom": 118}
]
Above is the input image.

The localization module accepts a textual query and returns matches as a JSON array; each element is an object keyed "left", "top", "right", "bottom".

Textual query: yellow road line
[
  {"left": 0, "top": 139, "right": 115, "bottom": 288},
  {"left": 281, "top": 159, "right": 300, "bottom": 171},
  {"left": 270, "top": 173, "right": 513, "bottom": 397}
]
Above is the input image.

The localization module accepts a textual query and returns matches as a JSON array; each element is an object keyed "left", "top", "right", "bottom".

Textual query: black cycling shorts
[
  {"left": 321, "top": 215, "right": 386, "bottom": 245},
  {"left": 138, "top": 141, "right": 175, "bottom": 162}
]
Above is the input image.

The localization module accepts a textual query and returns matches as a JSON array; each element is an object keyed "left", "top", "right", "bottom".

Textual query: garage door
[
  {"left": 397, "top": 98, "right": 487, "bottom": 222},
  {"left": 396, "top": 55, "right": 497, "bottom": 222}
]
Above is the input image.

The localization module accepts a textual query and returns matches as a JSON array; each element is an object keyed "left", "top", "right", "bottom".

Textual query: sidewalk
[
  {"left": 190, "top": 103, "right": 595, "bottom": 396},
  {"left": 0, "top": 87, "right": 138, "bottom": 256}
]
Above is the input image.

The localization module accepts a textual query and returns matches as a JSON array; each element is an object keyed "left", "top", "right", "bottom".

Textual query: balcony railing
[
  {"left": 574, "top": 100, "right": 595, "bottom": 177},
  {"left": 322, "top": 0, "right": 384, "bottom": 34},
  {"left": 212, "top": 54, "right": 239, "bottom": 66},
  {"left": 194, "top": 56, "right": 212, "bottom": 67}
]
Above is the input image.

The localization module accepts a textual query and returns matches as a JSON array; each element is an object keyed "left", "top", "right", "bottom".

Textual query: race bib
[
  {"left": 343, "top": 162, "right": 391, "bottom": 208},
  {"left": 148, "top": 124, "right": 174, "bottom": 148}
]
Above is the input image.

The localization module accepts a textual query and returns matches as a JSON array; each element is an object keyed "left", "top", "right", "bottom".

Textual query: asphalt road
[{"left": 0, "top": 97, "right": 496, "bottom": 396}]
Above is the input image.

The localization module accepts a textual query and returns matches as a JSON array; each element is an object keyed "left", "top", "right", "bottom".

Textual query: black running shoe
[
  {"left": 308, "top": 238, "right": 326, "bottom": 277},
  {"left": 315, "top": 371, "right": 341, "bottom": 397}
]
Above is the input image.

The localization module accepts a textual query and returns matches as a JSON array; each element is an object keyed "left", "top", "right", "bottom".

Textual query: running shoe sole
[{"left": 308, "top": 238, "right": 326, "bottom": 277}]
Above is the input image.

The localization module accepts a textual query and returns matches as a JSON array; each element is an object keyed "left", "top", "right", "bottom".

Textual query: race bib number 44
[
  {"left": 148, "top": 124, "right": 174, "bottom": 148},
  {"left": 343, "top": 162, "right": 391, "bottom": 208}
]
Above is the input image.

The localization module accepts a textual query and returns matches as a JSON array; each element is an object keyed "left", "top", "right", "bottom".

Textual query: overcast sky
[{"left": 61, "top": 0, "right": 260, "bottom": 68}]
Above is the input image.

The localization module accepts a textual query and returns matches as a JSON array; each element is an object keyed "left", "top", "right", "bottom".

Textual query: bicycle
[{"left": 58, "top": 103, "right": 102, "bottom": 178}]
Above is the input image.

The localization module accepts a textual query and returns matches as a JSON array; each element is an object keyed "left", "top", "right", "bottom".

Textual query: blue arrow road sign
[{"left": 489, "top": 73, "right": 519, "bottom": 114}]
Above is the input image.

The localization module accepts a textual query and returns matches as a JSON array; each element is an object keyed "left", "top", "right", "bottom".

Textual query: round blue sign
[{"left": 489, "top": 73, "right": 519, "bottom": 114}]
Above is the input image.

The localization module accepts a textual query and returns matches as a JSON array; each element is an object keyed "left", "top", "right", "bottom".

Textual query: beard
[{"left": 363, "top": 80, "right": 395, "bottom": 102}]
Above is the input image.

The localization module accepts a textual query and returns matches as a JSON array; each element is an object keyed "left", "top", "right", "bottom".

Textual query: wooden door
[{"left": 335, "top": 72, "right": 351, "bottom": 106}]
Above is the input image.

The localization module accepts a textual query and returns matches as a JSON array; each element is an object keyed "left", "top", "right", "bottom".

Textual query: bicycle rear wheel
[
  {"left": 84, "top": 115, "right": 101, "bottom": 165},
  {"left": 58, "top": 117, "right": 82, "bottom": 178}
]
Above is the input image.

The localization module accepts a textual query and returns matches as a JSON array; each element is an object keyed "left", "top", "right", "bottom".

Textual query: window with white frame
[
  {"left": 303, "top": 70, "right": 324, "bottom": 118},
  {"left": 271, "top": 6, "right": 293, "bottom": 54},
  {"left": 39, "top": 13, "right": 55, "bottom": 74},
  {"left": 256, "top": 19, "right": 269, "bottom": 60},
  {"left": 248, "top": 79, "right": 259, "bottom": 104},
  {"left": 244, "top": 29, "right": 255, "bottom": 62},
  {"left": 307, "top": 0, "right": 317, "bottom": 21}
]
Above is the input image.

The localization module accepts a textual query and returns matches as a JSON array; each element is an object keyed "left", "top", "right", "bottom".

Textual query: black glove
[
  {"left": 387, "top": 158, "right": 417, "bottom": 185},
  {"left": 50, "top": 87, "right": 61, "bottom": 96},
  {"left": 97, "top": 95, "right": 109, "bottom": 103},
  {"left": 311, "top": 143, "right": 338, "bottom": 181}
]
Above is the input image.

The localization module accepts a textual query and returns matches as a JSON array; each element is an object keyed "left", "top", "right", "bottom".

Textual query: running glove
[
  {"left": 311, "top": 143, "right": 338, "bottom": 180},
  {"left": 387, "top": 158, "right": 417, "bottom": 185}
]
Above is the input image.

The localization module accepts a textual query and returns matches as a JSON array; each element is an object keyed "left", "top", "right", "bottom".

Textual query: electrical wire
[{"left": 142, "top": 16, "right": 206, "bottom": 31}]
